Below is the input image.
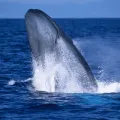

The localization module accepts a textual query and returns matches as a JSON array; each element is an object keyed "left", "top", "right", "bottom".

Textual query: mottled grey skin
[{"left": 25, "top": 9, "right": 97, "bottom": 92}]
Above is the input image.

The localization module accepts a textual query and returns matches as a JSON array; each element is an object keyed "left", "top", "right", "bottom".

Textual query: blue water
[{"left": 1, "top": 18, "right": 120, "bottom": 119}]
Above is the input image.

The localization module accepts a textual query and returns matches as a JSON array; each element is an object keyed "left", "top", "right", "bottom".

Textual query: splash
[
  {"left": 7, "top": 78, "right": 32, "bottom": 86},
  {"left": 8, "top": 80, "right": 16, "bottom": 86},
  {"left": 29, "top": 37, "right": 120, "bottom": 93},
  {"left": 97, "top": 81, "right": 120, "bottom": 93},
  {"left": 32, "top": 59, "right": 84, "bottom": 93},
  {"left": 31, "top": 61, "right": 120, "bottom": 93},
  {"left": 32, "top": 59, "right": 56, "bottom": 92}
]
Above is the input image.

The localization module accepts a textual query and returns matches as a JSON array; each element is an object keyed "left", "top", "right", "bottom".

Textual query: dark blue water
[{"left": 1, "top": 18, "right": 120, "bottom": 119}]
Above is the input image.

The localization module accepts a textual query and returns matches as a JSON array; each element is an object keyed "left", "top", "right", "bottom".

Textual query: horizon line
[{"left": 0, "top": 17, "right": 120, "bottom": 19}]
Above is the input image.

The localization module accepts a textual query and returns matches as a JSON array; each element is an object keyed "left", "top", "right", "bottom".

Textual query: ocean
[{"left": 1, "top": 18, "right": 120, "bottom": 119}]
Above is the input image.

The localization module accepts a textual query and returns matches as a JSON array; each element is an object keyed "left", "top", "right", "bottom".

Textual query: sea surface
[{"left": 0, "top": 18, "right": 120, "bottom": 120}]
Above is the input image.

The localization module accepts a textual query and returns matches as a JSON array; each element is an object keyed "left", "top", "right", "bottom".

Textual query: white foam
[
  {"left": 8, "top": 80, "right": 16, "bottom": 86},
  {"left": 96, "top": 81, "right": 120, "bottom": 93},
  {"left": 32, "top": 54, "right": 56, "bottom": 92},
  {"left": 31, "top": 57, "right": 84, "bottom": 93}
]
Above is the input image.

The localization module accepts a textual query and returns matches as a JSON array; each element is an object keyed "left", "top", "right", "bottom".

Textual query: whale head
[{"left": 25, "top": 9, "right": 60, "bottom": 59}]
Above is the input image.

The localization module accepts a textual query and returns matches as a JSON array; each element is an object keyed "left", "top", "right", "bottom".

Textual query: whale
[{"left": 25, "top": 9, "right": 97, "bottom": 92}]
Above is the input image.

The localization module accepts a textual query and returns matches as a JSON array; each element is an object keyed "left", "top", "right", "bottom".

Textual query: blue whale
[{"left": 25, "top": 9, "right": 97, "bottom": 92}]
